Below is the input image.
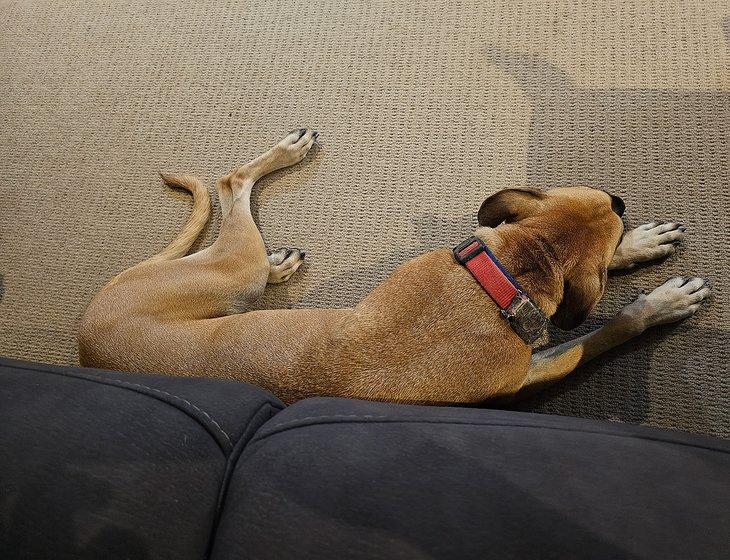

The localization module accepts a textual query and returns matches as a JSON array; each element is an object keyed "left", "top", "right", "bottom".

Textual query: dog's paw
[
  {"left": 623, "top": 276, "right": 710, "bottom": 329},
  {"left": 267, "top": 247, "right": 305, "bottom": 284},
  {"left": 610, "top": 222, "right": 686, "bottom": 269},
  {"left": 272, "top": 128, "right": 319, "bottom": 168}
]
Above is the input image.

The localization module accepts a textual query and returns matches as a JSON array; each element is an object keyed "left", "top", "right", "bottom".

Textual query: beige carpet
[{"left": 1, "top": 1, "right": 728, "bottom": 437}]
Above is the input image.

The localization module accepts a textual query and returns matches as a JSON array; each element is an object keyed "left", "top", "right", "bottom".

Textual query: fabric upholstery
[
  {"left": 213, "top": 397, "right": 730, "bottom": 560},
  {"left": 0, "top": 358, "right": 282, "bottom": 560}
]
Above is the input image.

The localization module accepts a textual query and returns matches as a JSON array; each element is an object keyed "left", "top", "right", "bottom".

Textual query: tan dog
[{"left": 79, "top": 129, "right": 710, "bottom": 405}]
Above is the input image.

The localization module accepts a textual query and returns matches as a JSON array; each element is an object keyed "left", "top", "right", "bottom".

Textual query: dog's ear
[
  {"left": 551, "top": 265, "right": 606, "bottom": 330},
  {"left": 477, "top": 188, "right": 545, "bottom": 227},
  {"left": 610, "top": 194, "right": 626, "bottom": 217}
]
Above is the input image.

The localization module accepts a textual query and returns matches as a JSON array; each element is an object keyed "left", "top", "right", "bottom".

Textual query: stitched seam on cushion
[
  {"left": 253, "top": 415, "right": 730, "bottom": 453},
  {"left": 216, "top": 401, "right": 282, "bottom": 511},
  {"left": 88, "top": 375, "right": 233, "bottom": 448},
  {"left": 205, "top": 401, "right": 282, "bottom": 560},
  {"left": 6, "top": 361, "right": 233, "bottom": 450}
]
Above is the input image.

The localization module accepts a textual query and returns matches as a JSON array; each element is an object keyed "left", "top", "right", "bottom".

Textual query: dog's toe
[
  {"left": 267, "top": 248, "right": 290, "bottom": 266},
  {"left": 267, "top": 247, "right": 305, "bottom": 284},
  {"left": 619, "top": 221, "right": 687, "bottom": 265},
  {"left": 280, "top": 128, "right": 317, "bottom": 148},
  {"left": 273, "top": 128, "right": 319, "bottom": 167},
  {"left": 285, "top": 128, "right": 308, "bottom": 143}
]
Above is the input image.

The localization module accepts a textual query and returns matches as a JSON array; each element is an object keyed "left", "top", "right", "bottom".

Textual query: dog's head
[{"left": 477, "top": 186, "right": 625, "bottom": 330}]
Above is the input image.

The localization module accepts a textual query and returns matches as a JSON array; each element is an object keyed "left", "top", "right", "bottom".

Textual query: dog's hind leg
[
  {"left": 216, "top": 128, "right": 318, "bottom": 219},
  {"left": 512, "top": 276, "right": 710, "bottom": 398},
  {"left": 210, "top": 127, "right": 317, "bottom": 294},
  {"left": 172, "top": 128, "right": 317, "bottom": 315},
  {"left": 111, "top": 129, "right": 316, "bottom": 319},
  {"left": 79, "top": 129, "right": 318, "bottom": 370}
]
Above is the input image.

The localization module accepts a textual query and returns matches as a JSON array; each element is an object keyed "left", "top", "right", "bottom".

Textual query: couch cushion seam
[
  {"left": 253, "top": 415, "right": 729, "bottom": 453},
  {"left": 5, "top": 361, "right": 234, "bottom": 452},
  {"left": 205, "top": 402, "right": 282, "bottom": 559}
]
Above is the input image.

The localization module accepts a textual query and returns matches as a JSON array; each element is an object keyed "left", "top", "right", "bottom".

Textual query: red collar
[{"left": 453, "top": 236, "right": 547, "bottom": 344}]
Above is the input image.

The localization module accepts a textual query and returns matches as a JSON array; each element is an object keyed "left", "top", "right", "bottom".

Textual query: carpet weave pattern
[{"left": 1, "top": 1, "right": 727, "bottom": 436}]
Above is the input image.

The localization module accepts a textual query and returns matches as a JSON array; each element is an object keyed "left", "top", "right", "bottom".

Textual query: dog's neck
[{"left": 474, "top": 225, "right": 565, "bottom": 318}]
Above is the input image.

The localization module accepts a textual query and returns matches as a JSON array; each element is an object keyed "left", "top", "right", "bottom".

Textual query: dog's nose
[{"left": 610, "top": 194, "right": 626, "bottom": 217}]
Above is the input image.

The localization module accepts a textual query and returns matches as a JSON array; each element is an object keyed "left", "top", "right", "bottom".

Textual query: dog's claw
[{"left": 287, "top": 127, "right": 307, "bottom": 140}]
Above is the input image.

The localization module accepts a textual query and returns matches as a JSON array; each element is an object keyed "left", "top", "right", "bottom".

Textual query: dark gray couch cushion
[
  {"left": 213, "top": 397, "right": 730, "bottom": 560},
  {"left": 0, "top": 358, "right": 283, "bottom": 560}
]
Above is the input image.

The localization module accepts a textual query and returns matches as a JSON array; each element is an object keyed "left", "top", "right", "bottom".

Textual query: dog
[{"left": 78, "top": 129, "right": 710, "bottom": 405}]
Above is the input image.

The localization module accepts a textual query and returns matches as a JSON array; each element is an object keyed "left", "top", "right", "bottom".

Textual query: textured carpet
[{"left": 0, "top": 1, "right": 727, "bottom": 437}]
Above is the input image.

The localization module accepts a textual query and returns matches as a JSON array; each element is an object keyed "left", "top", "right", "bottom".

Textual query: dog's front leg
[
  {"left": 513, "top": 276, "right": 710, "bottom": 398},
  {"left": 609, "top": 222, "right": 686, "bottom": 270}
]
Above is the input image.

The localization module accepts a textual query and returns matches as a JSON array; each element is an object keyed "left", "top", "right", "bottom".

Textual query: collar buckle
[
  {"left": 453, "top": 236, "right": 485, "bottom": 265},
  {"left": 502, "top": 294, "right": 547, "bottom": 344}
]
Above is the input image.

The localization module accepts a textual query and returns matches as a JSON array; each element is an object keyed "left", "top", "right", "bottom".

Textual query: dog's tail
[{"left": 147, "top": 173, "right": 211, "bottom": 263}]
